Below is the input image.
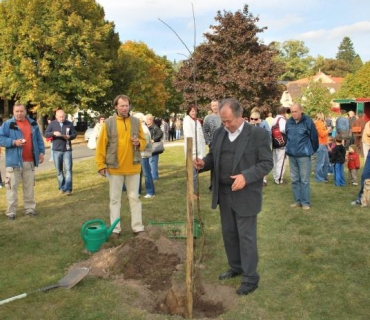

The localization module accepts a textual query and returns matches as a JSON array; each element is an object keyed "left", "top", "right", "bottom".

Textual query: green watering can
[{"left": 81, "top": 218, "right": 120, "bottom": 253}]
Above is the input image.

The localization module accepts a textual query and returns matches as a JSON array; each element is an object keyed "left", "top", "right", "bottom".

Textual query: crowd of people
[{"left": 2, "top": 96, "right": 370, "bottom": 298}]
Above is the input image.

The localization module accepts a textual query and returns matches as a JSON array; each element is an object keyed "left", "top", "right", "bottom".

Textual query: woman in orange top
[{"left": 314, "top": 112, "right": 332, "bottom": 182}]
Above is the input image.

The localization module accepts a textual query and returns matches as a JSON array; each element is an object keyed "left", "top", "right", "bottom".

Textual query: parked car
[{"left": 84, "top": 126, "right": 94, "bottom": 141}]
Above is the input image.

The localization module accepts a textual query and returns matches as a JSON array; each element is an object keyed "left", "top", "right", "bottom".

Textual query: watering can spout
[{"left": 106, "top": 218, "right": 120, "bottom": 238}]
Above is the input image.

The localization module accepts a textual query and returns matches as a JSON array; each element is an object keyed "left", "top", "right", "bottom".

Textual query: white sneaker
[
  {"left": 144, "top": 194, "right": 155, "bottom": 199},
  {"left": 351, "top": 199, "right": 361, "bottom": 205}
]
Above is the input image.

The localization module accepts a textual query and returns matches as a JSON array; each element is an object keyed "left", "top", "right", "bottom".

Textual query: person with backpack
[{"left": 271, "top": 106, "right": 287, "bottom": 185}]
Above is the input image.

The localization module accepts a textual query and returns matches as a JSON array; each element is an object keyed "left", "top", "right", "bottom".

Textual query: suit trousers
[
  {"left": 108, "top": 173, "right": 144, "bottom": 234},
  {"left": 218, "top": 191, "right": 259, "bottom": 285},
  {"left": 5, "top": 162, "right": 36, "bottom": 216}
]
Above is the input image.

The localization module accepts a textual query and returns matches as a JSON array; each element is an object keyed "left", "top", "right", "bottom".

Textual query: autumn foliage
[{"left": 174, "top": 5, "right": 284, "bottom": 114}]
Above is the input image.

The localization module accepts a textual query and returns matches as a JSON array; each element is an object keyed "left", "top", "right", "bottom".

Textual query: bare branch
[{"left": 158, "top": 18, "right": 192, "bottom": 57}]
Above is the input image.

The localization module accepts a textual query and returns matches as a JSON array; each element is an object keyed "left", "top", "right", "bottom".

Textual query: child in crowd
[
  {"left": 347, "top": 144, "right": 360, "bottom": 186},
  {"left": 327, "top": 136, "right": 335, "bottom": 175},
  {"left": 331, "top": 136, "right": 346, "bottom": 186}
]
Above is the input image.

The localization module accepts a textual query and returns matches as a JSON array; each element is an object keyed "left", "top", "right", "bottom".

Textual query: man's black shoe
[
  {"left": 236, "top": 282, "right": 258, "bottom": 295},
  {"left": 218, "top": 269, "right": 241, "bottom": 280}
]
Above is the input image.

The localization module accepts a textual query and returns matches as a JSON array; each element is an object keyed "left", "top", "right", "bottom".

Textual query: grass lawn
[{"left": 0, "top": 145, "right": 369, "bottom": 319}]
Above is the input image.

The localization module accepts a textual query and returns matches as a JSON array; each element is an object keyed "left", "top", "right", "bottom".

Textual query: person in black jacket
[
  {"left": 45, "top": 109, "right": 77, "bottom": 195},
  {"left": 330, "top": 136, "right": 346, "bottom": 186},
  {"left": 145, "top": 114, "right": 163, "bottom": 180}
]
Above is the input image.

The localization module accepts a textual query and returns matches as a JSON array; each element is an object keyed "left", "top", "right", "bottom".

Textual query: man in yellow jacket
[{"left": 95, "top": 95, "right": 146, "bottom": 238}]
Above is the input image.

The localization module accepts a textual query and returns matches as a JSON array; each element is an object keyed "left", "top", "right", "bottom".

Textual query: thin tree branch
[{"left": 158, "top": 18, "right": 192, "bottom": 57}]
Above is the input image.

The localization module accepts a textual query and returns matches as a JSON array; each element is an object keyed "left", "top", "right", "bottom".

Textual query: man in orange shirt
[{"left": 0, "top": 103, "right": 45, "bottom": 220}]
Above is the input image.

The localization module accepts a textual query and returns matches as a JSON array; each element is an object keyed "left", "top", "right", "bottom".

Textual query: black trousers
[{"left": 218, "top": 191, "right": 259, "bottom": 284}]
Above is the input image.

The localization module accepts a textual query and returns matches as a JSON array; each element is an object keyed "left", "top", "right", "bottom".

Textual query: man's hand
[
  {"left": 193, "top": 158, "right": 205, "bottom": 170},
  {"left": 39, "top": 153, "right": 45, "bottom": 164},
  {"left": 14, "top": 139, "right": 26, "bottom": 147},
  {"left": 98, "top": 168, "right": 107, "bottom": 177},
  {"left": 230, "top": 174, "right": 246, "bottom": 191}
]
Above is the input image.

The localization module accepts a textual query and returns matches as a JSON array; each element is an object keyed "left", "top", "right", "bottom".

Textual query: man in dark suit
[{"left": 194, "top": 98, "right": 273, "bottom": 295}]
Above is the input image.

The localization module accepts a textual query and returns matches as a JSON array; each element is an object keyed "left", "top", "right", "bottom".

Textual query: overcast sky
[{"left": 96, "top": 0, "right": 370, "bottom": 63}]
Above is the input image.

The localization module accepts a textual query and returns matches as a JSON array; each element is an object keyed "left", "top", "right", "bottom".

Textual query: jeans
[
  {"left": 315, "top": 144, "right": 329, "bottom": 182},
  {"left": 53, "top": 150, "right": 73, "bottom": 192},
  {"left": 176, "top": 129, "right": 181, "bottom": 140},
  {"left": 141, "top": 158, "right": 155, "bottom": 195},
  {"left": 49, "top": 142, "right": 54, "bottom": 160},
  {"left": 357, "top": 152, "right": 370, "bottom": 201},
  {"left": 149, "top": 154, "right": 159, "bottom": 180},
  {"left": 333, "top": 163, "right": 346, "bottom": 186},
  {"left": 289, "top": 156, "right": 311, "bottom": 206},
  {"left": 328, "top": 163, "right": 334, "bottom": 174}
]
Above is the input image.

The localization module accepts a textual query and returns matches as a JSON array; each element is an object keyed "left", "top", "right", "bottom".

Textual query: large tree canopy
[
  {"left": 338, "top": 62, "right": 370, "bottom": 98},
  {"left": 336, "top": 37, "right": 357, "bottom": 64},
  {"left": 174, "top": 4, "right": 283, "bottom": 113},
  {"left": 117, "top": 41, "right": 170, "bottom": 115},
  {"left": 334, "top": 37, "right": 363, "bottom": 74},
  {"left": 311, "top": 57, "right": 353, "bottom": 77},
  {"left": 298, "top": 80, "right": 333, "bottom": 116},
  {"left": 275, "top": 40, "right": 314, "bottom": 81},
  {"left": 0, "top": 0, "right": 118, "bottom": 115}
]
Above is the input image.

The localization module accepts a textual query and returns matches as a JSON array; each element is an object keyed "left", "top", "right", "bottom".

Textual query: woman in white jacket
[{"left": 183, "top": 105, "right": 206, "bottom": 198}]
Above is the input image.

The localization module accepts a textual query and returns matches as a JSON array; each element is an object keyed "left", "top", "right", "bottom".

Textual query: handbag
[
  {"left": 152, "top": 141, "right": 164, "bottom": 155},
  {"left": 351, "top": 126, "right": 361, "bottom": 134}
]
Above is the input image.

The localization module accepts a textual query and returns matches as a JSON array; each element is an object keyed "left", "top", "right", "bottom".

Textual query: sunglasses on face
[{"left": 250, "top": 118, "right": 259, "bottom": 121}]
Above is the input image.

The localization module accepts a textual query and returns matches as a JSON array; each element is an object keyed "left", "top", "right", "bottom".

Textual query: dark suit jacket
[{"left": 202, "top": 122, "right": 273, "bottom": 217}]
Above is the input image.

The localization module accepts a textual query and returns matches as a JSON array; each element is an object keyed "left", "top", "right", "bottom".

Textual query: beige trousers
[
  {"left": 108, "top": 173, "right": 144, "bottom": 234},
  {"left": 362, "top": 142, "right": 370, "bottom": 161},
  {"left": 5, "top": 162, "right": 36, "bottom": 217}
]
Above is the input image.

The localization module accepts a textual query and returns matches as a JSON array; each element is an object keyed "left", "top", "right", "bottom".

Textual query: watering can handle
[{"left": 81, "top": 219, "right": 105, "bottom": 242}]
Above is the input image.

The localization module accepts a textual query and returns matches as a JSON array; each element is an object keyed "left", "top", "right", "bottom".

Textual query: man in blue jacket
[
  {"left": 285, "top": 104, "right": 319, "bottom": 210},
  {"left": 0, "top": 103, "right": 45, "bottom": 220}
]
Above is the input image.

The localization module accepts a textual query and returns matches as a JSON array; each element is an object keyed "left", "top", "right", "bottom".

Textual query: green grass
[{"left": 0, "top": 146, "right": 369, "bottom": 319}]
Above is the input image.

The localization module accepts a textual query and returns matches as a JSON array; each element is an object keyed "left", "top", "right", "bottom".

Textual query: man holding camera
[{"left": 0, "top": 103, "right": 45, "bottom": 220}]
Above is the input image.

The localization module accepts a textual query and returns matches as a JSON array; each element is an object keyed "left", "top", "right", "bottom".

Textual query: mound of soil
[{"left": 73, "top": 226, "right": 237, "bottom": 319}]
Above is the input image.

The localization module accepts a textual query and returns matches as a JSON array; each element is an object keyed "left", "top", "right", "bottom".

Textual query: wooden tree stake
[{"left": 186, "top": 137, "right": 194, "bottom": 319}]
